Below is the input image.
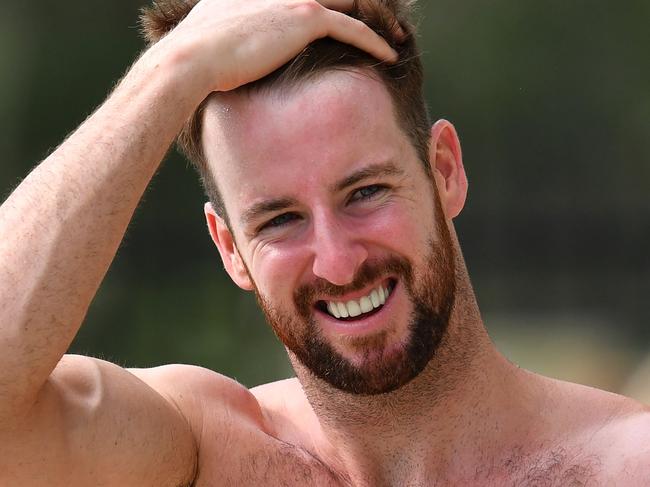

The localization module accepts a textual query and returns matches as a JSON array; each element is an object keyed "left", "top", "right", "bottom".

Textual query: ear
[
  {"left": 428, "top": 119, "right": 468, "bottom": 219},
  {"left": 204, "top": 202, "right": 254, "bottom": 291}
]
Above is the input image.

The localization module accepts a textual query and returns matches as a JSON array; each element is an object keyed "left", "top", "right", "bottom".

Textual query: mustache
[{"left": 293, "top": 256, "right": 413, "bottom": 312}]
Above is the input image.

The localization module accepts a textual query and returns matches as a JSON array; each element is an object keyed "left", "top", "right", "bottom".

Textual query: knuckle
[
  {"left": 350, "top": 18, "right": 367, "bottom": 31},
  {"left": 290, "top": 0, "right": 323, "bottom": 20},
  {"left": 347, "top": 17, "right": 369, "bottom": 36}
]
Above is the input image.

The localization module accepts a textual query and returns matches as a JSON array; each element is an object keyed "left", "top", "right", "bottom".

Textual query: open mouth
[{"left": 315, "top": 279, "right": 396, "bottom": 322}]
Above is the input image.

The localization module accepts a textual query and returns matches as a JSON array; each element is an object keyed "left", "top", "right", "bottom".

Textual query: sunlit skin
[
  {"left": 5, "top": 0, "right": 650, "bottom": 484},
  {"left": 203, "top": 70, "right": 452, "bottom": 377},
  {"left": 199, "top": 70, "right": 501, "bottom": 482},
  {"left": 197, "top": 68, "right": 559, "bottom": 484},
  {"left": 197, "top": 69, "right": 650, "bottom": 485}
]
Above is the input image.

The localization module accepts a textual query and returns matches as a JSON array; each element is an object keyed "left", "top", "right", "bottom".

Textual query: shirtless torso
[
  {"left": 248, "top": 379, "right": 647, "bottom": 486},
  {"left": 130, "top": 364, "right": 649, "bottom": 486},
  {"left": 1, "top": 1, "right": 648, "bottom": 486}
]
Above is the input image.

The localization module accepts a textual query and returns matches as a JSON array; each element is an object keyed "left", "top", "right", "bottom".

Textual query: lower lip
[{"left": 316, "top": 283, "right": 398, "bottom": 337}]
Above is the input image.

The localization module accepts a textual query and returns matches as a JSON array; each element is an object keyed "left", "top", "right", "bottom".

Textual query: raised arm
[{"left": 0, "top": 1, "right": 396, "bottom": 485}]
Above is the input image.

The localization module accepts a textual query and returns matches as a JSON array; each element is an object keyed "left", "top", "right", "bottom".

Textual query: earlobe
[
  {"left": 429, "top": 120, "right": 468, "bottom": 219},
  {"left": 204, "top": 202, "right": 254, "bottom": 291}
]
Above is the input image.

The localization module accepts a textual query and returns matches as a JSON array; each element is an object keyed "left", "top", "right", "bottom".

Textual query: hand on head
[{"left": 141, "top": 0, "right": 404, "bottom": 94}]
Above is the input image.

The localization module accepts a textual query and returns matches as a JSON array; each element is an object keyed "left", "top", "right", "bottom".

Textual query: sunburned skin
[
  {"left": 233, "top": 376, "right": 632, "bottom": 486},
  {"left": 195, "top": 70, "right": 650, "bottom": 486},
  {"left": 2, "top": 0, "right": 649, "bottom": 485},
  {"left": 246, "top": 371, "right": 650, "bottom": 486}
]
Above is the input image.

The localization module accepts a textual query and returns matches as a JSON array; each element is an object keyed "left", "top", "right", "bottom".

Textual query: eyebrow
[
  {"left": 240, "top": 197, "right": 298, "bottom": 227},
  {"left": 331, "top": 162, "right": 404, "bottom": 193},
  {"left": 240, "top": 162, "right": 404, "bottom": 227}
]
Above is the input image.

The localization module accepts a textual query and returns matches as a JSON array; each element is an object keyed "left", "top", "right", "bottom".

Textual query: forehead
[{"left": 201, "top": 69, "right": 415, "bottom": 216}]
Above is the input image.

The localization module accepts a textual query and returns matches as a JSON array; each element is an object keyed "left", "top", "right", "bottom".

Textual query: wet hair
[{"left": 140, "top": 0, "right": 430, "bottom": 220}]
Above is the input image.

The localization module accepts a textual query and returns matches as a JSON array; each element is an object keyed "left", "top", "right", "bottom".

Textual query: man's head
[
  {"left": 141, "top": 0, "right": 430, "bottom": 224},
  {"left": 141, "top": 0, "right": 469, "bottom": 395}
]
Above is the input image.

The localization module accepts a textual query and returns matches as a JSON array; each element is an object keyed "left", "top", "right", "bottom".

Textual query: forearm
[
  {"left": 0, "top": 47, "right": 202, "bottom": 418},
  {"left": 0, "top": 0, "right": 397, "bottom": 425}
]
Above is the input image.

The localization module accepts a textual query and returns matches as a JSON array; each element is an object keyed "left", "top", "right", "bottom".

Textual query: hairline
[{"left": 201, "top": 64, "right": 431, "bottom": 228}]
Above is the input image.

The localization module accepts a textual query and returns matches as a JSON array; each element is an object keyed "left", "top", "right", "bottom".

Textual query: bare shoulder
[
  {"left": 250, "top": 377, "right": 315, "bottom": 436},
  {"left": 139, "top": 372, "right": 343, "bottom": 486},
  {"left": 595, "top": 399, "right": 650, "bottom": 483},
  {"left": 544, "top": 376, "right": 650, "bottom": 482},
  {"left": 131, "top": 363, "right": 272, "bottom": 454},
  {"left": 137, "top": 366, "right": 308, "bottom": 432},
  {"left": 250, "top": 377, "right": 305, "bottom": 410},
  {"left": 131, "top": 363, "right": 264, "bottom": 422},
  {"left": 1, "top": 355, "right": 200, "bottom": 487}
]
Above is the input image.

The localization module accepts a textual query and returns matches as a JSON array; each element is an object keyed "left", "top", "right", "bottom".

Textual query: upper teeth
[{"left": 325, "top": 284, "right": 391, "bottom": 319}]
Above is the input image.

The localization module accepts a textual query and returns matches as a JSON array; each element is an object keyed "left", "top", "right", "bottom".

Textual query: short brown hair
[{"left": 140, "top": 0, "right": 430, "bottom": 221}]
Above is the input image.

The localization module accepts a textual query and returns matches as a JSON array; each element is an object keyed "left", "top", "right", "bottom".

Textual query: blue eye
[
  {"left": 351, "top": 185, "right": 386, "bottom": 202},
  {"left": 262, "top": 212, "right": 299, "bottom": 230}
]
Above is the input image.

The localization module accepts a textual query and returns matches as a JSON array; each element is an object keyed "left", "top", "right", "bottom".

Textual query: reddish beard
[{"left": 255, "top": 220, "right": 456, "bottom": 395}]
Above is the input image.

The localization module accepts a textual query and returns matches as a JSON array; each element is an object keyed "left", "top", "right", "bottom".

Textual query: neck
[{"left": 290, "top": 246, "right": 533, "bottom": 486}]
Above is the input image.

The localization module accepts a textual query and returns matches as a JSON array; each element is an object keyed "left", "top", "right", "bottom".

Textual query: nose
[{"left": 310, "top": 212, "right": 368, "bottom": 286}]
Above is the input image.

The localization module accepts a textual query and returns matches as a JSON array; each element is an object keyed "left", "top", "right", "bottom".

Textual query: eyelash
[
  {"left": 262, "top": 212, "right": 299, "bottom": 230},
  {"left": 349, "top": 184, "right": 387, "bottom": 202},
  {"left": 258, "top": 184, "right": 388, "bottom": 232}
]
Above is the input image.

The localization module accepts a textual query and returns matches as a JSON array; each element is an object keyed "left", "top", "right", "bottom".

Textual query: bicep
[{"left": 1, "top": 355, "right": 197, "bottom": 487}]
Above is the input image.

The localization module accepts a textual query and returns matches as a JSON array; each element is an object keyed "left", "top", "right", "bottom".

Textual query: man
[{"left": 0, "top": 0, "right": 648, "bottom": 485}]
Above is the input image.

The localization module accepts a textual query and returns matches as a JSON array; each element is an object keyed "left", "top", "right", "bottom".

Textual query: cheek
[
  {"left": 350, "top": 199, "right": 436, "bottom": 256},
  {"left": 249, "top": 244, "right": 310, "bottom": 305}
]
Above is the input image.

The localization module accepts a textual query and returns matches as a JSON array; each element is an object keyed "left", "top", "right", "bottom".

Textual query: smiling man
[
  {"left": 0, "top": 0, "right": 649, "bottom": 486},
  {"left": 202, "top": 70, "right": 459, "bottom": 397}
]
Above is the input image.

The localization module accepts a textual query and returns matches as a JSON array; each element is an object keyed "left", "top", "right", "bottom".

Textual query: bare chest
[
  {"left": 192, "top": 380, "right": 610, "bottom": 486},
  {"left": 193, "top": 439, "right": 346, "bottom": 487},
  {"left": 193, "top": 442, "right": 604, "bottom": 487},
  {"left": 465, "top": 446, "right": 605, "bottom": 487}
]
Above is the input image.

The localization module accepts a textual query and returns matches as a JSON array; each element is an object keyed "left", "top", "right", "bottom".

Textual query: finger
[
  {"left": 323, "top": 10, "right": 399, "bottom": 62},
  {"left": 318, "top": 0, "right": 405, "bottom": 40},
  {"left": 386, "top": 16, "right": 406, "bottom": 41},
  {"left": 355, "top": 0, "right": 406, "bottom": 41}
]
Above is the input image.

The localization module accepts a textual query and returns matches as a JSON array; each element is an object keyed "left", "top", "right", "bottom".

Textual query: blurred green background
[{"left": 1, "top": 1, "right": 648, "bottom": 399}]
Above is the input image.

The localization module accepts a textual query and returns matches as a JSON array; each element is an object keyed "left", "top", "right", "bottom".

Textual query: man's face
[{"left": 203, "top": 70, "right": 456, "bottom": 394}]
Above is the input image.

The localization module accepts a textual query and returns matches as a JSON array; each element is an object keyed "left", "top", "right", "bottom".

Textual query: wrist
[{"left": 138, "top": 36, "right": 215, "bottom": 110}]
